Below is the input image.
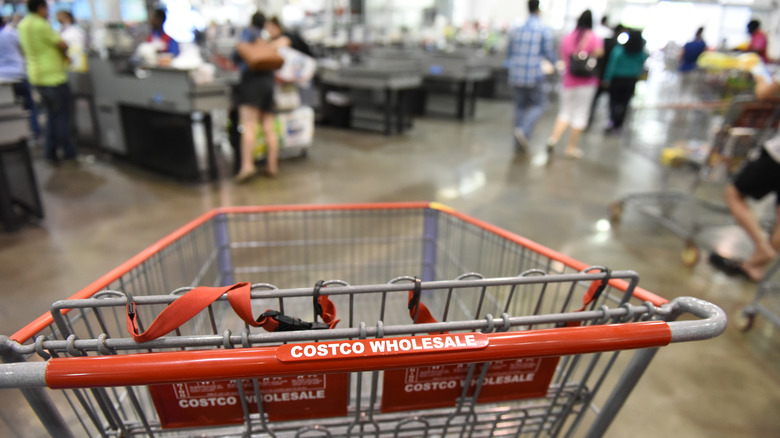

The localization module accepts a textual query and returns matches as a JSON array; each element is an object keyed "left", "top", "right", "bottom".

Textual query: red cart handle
[{"left": 126, "top": 282, "right": 339, "bottom": 343}]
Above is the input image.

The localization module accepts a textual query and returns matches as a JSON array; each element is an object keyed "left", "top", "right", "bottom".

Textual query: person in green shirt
[
  {"left": 602, "top": 28, "right": 649, "bottom": 134},
  {"left": 18, "top": 0, "right": 76, "bottom": 163}
]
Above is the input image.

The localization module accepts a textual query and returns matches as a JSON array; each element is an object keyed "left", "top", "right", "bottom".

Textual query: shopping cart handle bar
[{"left": 4, "top": 322, "right": 673, "bottom": 389}]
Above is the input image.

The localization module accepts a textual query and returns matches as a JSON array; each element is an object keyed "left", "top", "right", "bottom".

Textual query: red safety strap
[
  {"left": 402, "top": 272, "right": 610, "bottom": 333},
  {"left": 228, "top": 286, "right": 340, "bottom": 331},
  {"left": 127, "top": 282, "right": 340, "bottom": 343},
  {"left": 127, "top": 283, "right": 250, "bottom": 343},
  {"left": 566, "top": 269, "right": 611, "bottom": 327}
]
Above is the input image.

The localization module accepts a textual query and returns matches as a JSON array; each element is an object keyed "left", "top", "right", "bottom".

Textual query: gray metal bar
[
  {"left": 4, "top": 304, "right": 667, "bottom": 357},
  {"left": 667, "top": 297, "right": 727, "bottom": 342},
  {"left": 1, "top": 336, "right": 73, "bottom": 437},
  {"left": 16, "top": 386, "right": 77, "bottom": 438},
  {"left": 584, "top": 347, "right": 660, "bottom": 438},
  {"left": 0, "top": 362, "right": 47, "bottom": 388}
]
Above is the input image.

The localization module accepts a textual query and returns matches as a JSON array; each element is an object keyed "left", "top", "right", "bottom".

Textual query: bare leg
[
  {"left": 565, "top": 127, "right": 584, "bottom": 157},
  {"left": 547, "top": 118, "right": 569, "bottom": 146},
  {"left": 771, "top": 204, "right": 780, "bottom": 252},
  {"left": 237, "top": 105, "right": 259, "bottom": 179},
  {"left": 724, "top": 184, "right": 776, "bottom": 280},
  {"left": 260, "top": 111, "right": 279, "bottom": 176}
]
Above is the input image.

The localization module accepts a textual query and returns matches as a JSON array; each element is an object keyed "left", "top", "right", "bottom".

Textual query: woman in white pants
[{"left": 546, "top": 10, "right": 603, "bottom": 159}]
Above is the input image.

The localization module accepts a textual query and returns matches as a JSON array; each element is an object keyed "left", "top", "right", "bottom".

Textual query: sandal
[
  {"left": 234, "top": 168, "right": 258, "bottom": 184},
  {"left": 564, "top": 148, "right": 584, "bottom": 159}
]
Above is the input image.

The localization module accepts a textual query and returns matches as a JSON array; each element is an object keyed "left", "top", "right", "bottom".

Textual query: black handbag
[
  {"left": 569, "top": 50, "right": 598, "bottom": 77},
  {"left": 569, "top": 32, "right": 598, "bottom": 78}
]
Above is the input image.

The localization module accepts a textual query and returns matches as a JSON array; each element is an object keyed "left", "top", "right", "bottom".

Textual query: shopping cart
[
  {"left": 611, "top": 96, "right": 780, "bottom": 266},
  {"left": 737, "top": 257, "right": 780, "bottom": 332},
  {"left": 0, "top": 203, "right": 726, "bottom": 438}
]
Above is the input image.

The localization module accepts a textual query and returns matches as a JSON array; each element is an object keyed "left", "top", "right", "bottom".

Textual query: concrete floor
[{"left": 1, "top": 77, "right": 779, "bottom": 437}]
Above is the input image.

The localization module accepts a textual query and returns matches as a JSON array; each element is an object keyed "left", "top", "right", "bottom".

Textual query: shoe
[
  {"left": 513, "top": 130, "right": 529, "bottom": 154},
  {"left": 708, "top": 253, "right": 751, "bottom": 279},
  {"left": 234, "top": 168, "right": 258, "bottom": 184},
  {"left": 546, "top": 141, "right": 555, "bottom": 157},
  {"left": 564, "top": 148, "right": 584, "bottom": 159}
]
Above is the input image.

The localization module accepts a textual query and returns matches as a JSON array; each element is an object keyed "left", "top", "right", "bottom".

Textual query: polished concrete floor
[{"left": 1, "top": 77, "right": 779, "bottom": 437}]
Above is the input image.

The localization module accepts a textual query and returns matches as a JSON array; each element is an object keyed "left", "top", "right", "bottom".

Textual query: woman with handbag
[
  {"left": 546, "top": 10, "right": 603, "bottom": 159},
  {"left": 235, "top": 12, "right": 281, "bottom": 182}
]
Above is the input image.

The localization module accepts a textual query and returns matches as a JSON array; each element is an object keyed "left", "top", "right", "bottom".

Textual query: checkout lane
[{"left": 88, "top": 55, "right": 231, "bottom": 180}]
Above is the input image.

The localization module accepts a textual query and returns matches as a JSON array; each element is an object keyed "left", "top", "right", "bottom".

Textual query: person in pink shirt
[
  {"left": 546, "top": 10, "right": 604, "bottom": 159},
  {"left": 747, "top": 19, "right": 768, "bottom": 62}
]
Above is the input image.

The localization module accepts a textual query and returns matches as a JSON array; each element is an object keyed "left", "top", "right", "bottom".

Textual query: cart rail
[{"left": 0, "top": 296, "right": 723, "bottom": 390}]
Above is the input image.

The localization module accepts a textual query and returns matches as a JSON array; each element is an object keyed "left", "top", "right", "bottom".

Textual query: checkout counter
[
  {"left": 89, "top": 56, "right": 232, "bottom": 180},
  {"left": 318, "top": 59, "right": 423, "bottom": 135},
  {"left": 421, "top": 51, "right": 492, "bottom": 120},
  {"left": 0, "top": 82, "right": 44, "bottom": 232},
  {"left": 370, "top": 47, "right": 493, "bottom": 120}
]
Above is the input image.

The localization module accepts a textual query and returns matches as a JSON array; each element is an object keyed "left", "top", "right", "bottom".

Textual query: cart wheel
[
  {"left": 735, "top": 309, "right": 755, "bottom": 332},
  {"left": 608, "top": 202, "right": 623, "bottom": 225},
  {"left": 680, "top": 241, "right": 700, "bottom": 267}
]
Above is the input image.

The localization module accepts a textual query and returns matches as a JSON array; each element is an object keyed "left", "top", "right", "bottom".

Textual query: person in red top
[
  {"left": 747, "top": 19, "right": 767, "bottom": 62},
  {"left": 147, "top": 8, "right": 179, "bottom": 56}
]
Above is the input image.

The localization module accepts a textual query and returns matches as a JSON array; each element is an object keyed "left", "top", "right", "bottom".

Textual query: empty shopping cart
[{"left": 0, "top": 203, "right": 725, "bottom": 437}]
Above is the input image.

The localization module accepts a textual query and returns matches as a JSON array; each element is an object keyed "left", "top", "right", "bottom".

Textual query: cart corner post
[
  {"left": 1, "top": 336, "right": 74, "bottom": 438},
  {"left": 422, "top": 206, "right": 440, "bottom": 282},
  {"left": 213, "top": 211, "right": 235, "bottom": 286}
]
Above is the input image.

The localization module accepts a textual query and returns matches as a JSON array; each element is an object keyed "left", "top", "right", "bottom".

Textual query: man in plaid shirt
[{"left": 506, "top": 0, "right": 556, "bottom": 153}]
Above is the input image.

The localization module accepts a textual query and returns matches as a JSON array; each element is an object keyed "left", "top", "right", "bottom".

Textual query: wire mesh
[{"left": 5, "top": 206, "right": 669, "bottom": 438}]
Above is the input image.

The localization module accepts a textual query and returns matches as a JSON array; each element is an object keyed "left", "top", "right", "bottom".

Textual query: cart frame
[{"left": 1, "top": 203, "right": 726, "bottom": 438}]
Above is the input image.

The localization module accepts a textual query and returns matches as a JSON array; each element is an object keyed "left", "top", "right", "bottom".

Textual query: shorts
[
  {"left": 236, "top": 70, "right": 275, "bottom": 112},
  {"left": 557, "top": 85, "right": 598, "bottom": 130},
  {"left": 733, "top": 148, "right": 780, "bottom": 205}
]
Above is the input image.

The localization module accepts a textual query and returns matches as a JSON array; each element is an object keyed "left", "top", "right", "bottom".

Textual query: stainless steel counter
[
  {"left": 318, "top": 60, "right": 423, "bottom": 135},
  {"left": 88, "top": 57, "right": 233, "bottom": 180}
]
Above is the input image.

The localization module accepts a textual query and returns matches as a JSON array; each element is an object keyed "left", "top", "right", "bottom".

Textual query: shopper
[
  {"left": 57, "top": 10, "right": 87, "bottom": 72},
  {"left": 716, "top": 69, "right": 780, "bottom": 281},
  {"left": 603, "top": 29, "right": 648, "bottom": 134},
  {"left": 0, "top": 16, "right": 41, "bottom": 139},
  {"left": 587, "top": 23, "right": 624, "bottom": 130},
  {"left": 234, "top": 12, "right": 279, "bottom": 182},
  {"left": 266, "top": 17, "right": 314, "bottom": 57},
  {"left": 18, "top": 0, "right": 76, "bottom": 164},
  {"left": 505, "top": 0, "right": 556, "bottom": 154},
  {"left": 679, "top": 27, "right": 707, "bottom": 73},
  {"left": 595, "top": 16, "right": 612, "bottom": 40},
  {"left": 746, "top": 19, "right": 767, "bottom": 62},
  {"left": 147, "top": 8, "right": 179, "bottom": 57},
  {"left": 545, "top": 10, "right": 603, "bottom": 159}
]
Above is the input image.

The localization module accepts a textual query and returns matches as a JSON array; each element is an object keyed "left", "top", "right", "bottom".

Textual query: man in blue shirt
[
  {"left": 0, "top": 16, "right": 41, "bottom": 139},
  {"left": 679, "top": 27, "right": 706, "bottom": 72},
  {"left": 506, "top": 0, "right": 556, "bottom": 154}
]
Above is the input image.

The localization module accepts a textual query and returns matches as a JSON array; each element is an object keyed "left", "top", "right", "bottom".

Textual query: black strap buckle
[
  {"left": 408, "top": 277, "right": 422, "bottom": 311},
  {"left": 259, "top": 310, "right": 329, "bottom": 332}
]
